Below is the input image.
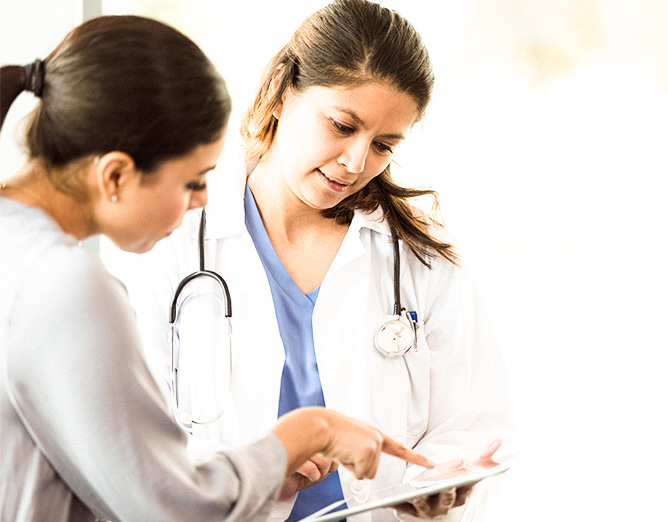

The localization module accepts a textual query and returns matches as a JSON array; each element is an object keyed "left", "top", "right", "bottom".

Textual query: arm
[
  {"left": 7, "top": 247, "right": 284, "bottom": 521},
  {"left": 8, "top": 246, "right": 431, "bottom": 520},
  {"left": 101, "top": 216, "right": 196, "bottom": 396}
]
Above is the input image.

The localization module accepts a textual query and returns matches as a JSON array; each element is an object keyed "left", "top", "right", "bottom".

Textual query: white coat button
[{"left": 350, "top": 479, "right": 369, "bottom": 503}]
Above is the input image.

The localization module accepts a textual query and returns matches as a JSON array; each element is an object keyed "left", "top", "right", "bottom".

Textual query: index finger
[{"left": 382, "top": 436, "right": 435, "bottom": 469}]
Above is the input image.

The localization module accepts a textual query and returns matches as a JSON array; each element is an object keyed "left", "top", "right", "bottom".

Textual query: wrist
[
  {"left": 270, "top": 407, "right": 331, "bottom": 476},
  {"left": 307, "top": 407, "right": 333, "bottom": 451}
]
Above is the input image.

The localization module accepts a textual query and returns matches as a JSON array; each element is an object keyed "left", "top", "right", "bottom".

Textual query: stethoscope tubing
[
  {"left": 168, "top": 208, "right": 233, "bottom": 431},
  {"left": 168, "top": 207, "right": 417, "bottom": 431},
  {"left": 393, "top": 239, "right": 402, "bottom": 316}
]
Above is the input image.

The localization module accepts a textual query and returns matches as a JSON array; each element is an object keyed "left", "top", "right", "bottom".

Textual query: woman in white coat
[
  {"left": 0, "top": 13, "right": 432, "bottom": 522},
  {"left": 106, "top": 0, "right": 513, "bottom": 520}
]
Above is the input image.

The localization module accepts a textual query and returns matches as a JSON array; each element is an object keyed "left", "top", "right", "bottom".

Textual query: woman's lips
[{"left": 317, "top": 168, "right": 350, "bottom": 193}]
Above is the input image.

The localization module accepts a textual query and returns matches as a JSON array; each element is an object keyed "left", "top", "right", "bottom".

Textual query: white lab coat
[{"left": 104, "top": 163, "right": 513, "bottom": 521}]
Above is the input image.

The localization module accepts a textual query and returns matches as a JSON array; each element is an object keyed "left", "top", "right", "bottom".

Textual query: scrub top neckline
[{"left": 244, "top": 184, "right": 320, "bottom": 304}]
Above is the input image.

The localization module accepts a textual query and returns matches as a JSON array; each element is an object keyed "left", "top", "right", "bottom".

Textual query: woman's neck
[
  {"left": 246, "top": 158, "right": 349, "bottom": 293},
  {"left": 1, "top": 162, "right": 95, "bottom": 241}
]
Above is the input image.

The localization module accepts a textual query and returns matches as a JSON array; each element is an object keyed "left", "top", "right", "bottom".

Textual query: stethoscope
[
  {"left": 169, "top": 208, "right": 232, "bottom": 431},
  {"left": 168, "top": 207, "right": 416, "bottom": 430},
  {"left": 373, "top": 238, "right": 418, "bottom": 358}
]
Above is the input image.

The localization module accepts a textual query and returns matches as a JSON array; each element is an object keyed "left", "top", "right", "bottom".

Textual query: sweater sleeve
[{"left": 6, "top": 244, "right": 286, "bottom": 521}]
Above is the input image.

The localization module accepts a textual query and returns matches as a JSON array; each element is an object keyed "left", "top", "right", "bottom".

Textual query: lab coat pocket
[{"left": 371, "top": 318, "right": 430, "bottom": 447}]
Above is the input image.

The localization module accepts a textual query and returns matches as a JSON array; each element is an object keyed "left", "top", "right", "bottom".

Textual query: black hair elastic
[{"left": 24, "top": 59, "right": 44, "bottom": 97}]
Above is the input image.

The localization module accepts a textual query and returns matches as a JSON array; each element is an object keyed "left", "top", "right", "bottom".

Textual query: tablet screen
[{"left": 301, "top": 450, "right": 516, "bottom": 522}]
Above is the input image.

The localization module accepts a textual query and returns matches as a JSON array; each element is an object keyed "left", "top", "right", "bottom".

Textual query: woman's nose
[
  {"left": 339, "top": 138, "right": 369, "bottom": 174},
  {"left": 188, "top": 188, "right": 208, "bottom": 210}
]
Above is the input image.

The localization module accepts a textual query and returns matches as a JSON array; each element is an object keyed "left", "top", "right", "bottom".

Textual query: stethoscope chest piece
[
  {"left": 374, "top": 315, "right": 415, "bottom": 357},
  {"left": 374, "top": 238, "right": 417, "bottom": 357}
]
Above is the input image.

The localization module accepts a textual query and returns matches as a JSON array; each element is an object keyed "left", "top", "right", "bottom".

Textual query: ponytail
[{"left": 0, "top": 65, "right": 31, "bottom": 129}]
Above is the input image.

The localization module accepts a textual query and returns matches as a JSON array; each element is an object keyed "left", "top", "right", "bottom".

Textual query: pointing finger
[{"left": 382, "top": 436, "right": 434, "bottom": 469}]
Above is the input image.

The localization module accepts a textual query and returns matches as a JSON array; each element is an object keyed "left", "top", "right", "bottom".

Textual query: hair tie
[{"left": 24, "top": 59, "right": 45, "bottom": 97}]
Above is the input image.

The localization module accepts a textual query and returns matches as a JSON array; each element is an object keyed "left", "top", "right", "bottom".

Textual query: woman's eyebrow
[
  {"left": 197, "top": 164, "right": 217, "bottom": 176},
  {"left": 333, "top": 107, "right": 406, "bottom": 140}
]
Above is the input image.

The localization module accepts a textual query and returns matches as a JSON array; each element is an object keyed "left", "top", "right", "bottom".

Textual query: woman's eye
[
  {"left": 374, "top": 142, "right": 394, "bottom": 154},
  {"left": 186, "top": 181, "right": 207, "bottom": 191},
  {"left": 330, "top": 118, "right": 354, "bottom": 134}
]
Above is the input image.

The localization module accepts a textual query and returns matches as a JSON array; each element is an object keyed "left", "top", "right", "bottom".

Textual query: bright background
[{"left": 2, "top": 1, "right": 667, "bottom": 520}]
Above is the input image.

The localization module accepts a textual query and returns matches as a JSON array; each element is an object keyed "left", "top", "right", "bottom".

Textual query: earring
[{"left": 110, "top": 195, "right": 118, "bottom": 203}]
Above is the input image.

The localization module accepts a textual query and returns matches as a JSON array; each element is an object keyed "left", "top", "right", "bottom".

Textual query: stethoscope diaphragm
[{"left": 374, "top": 313, "right": 415, "bottom": 357}]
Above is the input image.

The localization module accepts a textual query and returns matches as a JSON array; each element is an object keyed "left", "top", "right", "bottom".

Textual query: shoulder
[
  {"left": 1, "top": 203, "right": 123, "bottom": 325},
  {"left": 17, "top": 240, "right": 130, "bottom": 328},
  {"left": 6, "top": 234, "right": 144, "bottom": 391}
]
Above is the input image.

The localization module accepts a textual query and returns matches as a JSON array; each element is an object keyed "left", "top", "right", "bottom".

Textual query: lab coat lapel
[
  {"left": 325, "top": 207, "right": 389, "bottom": 274},
  {"left": 313, "top": 210, "right": 398, "bottom": 425},
  {"left": 192, "top": 165, "right": 284, "bottom": 441},
  {"left": 315, "top": 214, "right": 414, "bottom": 443},
  {"left": 192, "top": 162, "right": 269, "bottom": 298}
]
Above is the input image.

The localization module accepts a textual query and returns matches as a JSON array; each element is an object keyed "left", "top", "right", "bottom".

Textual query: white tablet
[{"left": 299, "top": 454, "right": 515, "bottom": 522}]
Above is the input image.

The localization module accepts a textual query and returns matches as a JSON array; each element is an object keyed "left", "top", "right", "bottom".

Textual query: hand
[
  {"left": 278, "top": 455, "right": 338, "bottom": 500},
  {"left": 394, "top": 485, "right": 474, "bottom": 519},
  {"left": 319, "top": 409, "right": 434, "bottom": 479},
  {"left": 394, "top": 439, "right": 503, "bottom": 519},
  {"left": 411, "top": 439, "right": 502, "bottom": 483},
  {"left": 270, "top": 407, "right": 434, "bottom": 480}
]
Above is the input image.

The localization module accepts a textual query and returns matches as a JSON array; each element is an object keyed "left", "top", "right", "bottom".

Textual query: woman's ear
[{"left": 94, "top": 151, "right": 137, "bottom": 203}]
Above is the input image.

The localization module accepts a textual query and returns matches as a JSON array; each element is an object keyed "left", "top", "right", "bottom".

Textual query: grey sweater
[{"left": 0, "top": 197, "right": 286, "bottom": 521}]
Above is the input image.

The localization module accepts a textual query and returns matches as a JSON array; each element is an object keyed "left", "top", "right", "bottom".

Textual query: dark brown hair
[
  {"left": 1, "top": 15, "right": 230, "bottom": 188},
  {"left": 240, "top": 0, "right": 457, "bottom": 266}
]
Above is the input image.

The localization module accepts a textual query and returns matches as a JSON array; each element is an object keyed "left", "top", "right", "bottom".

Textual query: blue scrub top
[{"left": 244, "top": 186, "right": 346, "bottom": 521}]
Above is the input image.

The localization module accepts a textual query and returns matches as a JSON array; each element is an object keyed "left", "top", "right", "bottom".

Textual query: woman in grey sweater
[{"left": 0, "top": 14, "right": 430, "bottom": 522}]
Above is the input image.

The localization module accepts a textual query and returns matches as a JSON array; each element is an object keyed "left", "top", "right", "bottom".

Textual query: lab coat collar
[
  {"left": 349, "top": 205, "right": 391, "bottom": 238},
  {"left": 191, "top": 161, "right": 249, "bottom": 241},
  {"left": 194, "top": 160, "right": 393, "bottom": 241}
]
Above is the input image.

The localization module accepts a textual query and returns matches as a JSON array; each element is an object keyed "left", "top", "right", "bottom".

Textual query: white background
[{"left": 2, "top": 1, "right": 667, "bottom": 520}]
